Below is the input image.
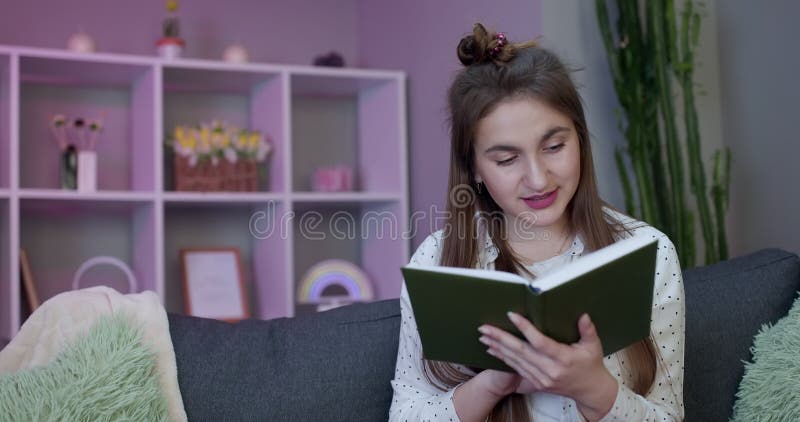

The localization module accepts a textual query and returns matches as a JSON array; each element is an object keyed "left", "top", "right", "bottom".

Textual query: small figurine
[
  {"left": 67, "top": 30, "right": 96, "bottom": 53},
  {"left": 313, "top": 51, "right": 345, "bottom": 67},
  {"left": 223, "top": 44, "right": 249, "bottom": 64},
  {"left": 157, "top": 0, "right": 185, "bottom": 59}
]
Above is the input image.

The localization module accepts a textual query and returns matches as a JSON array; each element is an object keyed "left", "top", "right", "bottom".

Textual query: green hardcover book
[{"left": 401, "top": 235, "right": 658, "bottom": 372}]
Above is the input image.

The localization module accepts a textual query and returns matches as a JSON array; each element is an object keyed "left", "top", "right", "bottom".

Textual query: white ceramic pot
[{"left": 156, "top": 38, "right": 185, "bottom": 60}]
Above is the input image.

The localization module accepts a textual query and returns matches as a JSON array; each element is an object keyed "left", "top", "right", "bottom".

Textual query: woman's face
[{"left": 473, "top": 97, "right": 581, "bottom": 236}]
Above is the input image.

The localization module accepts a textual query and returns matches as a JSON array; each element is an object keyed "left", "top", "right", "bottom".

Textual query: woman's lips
[{"left": 523, "top": 189, "right": 558, "bottom": 210}]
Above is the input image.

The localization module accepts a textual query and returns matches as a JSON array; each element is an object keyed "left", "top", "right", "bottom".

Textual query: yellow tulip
[{"left": 236, "top": 135, "right": 247, "bottom": 149}]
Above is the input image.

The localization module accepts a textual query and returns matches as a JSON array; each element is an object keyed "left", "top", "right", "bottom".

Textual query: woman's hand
[
  {"left": 452, "top": 367, "right": 538, "bottom": 422},
  {"left": 472, "top": 368, "right": 538, "bottom": 398},
  {"left": 478, "top": 312, "right": 618, "bottom": 421}
]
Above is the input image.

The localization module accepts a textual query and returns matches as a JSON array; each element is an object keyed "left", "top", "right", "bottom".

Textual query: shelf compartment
[
  {"left": 289, "top": 70, "right": 400, "bottom": 97},
  {"left": 18, "top": 55, "right": 157, "bottom": 192},
  {"left": 19, "top": 54, "right": 152, "bottom": 88},
  {"left": 19, "top": 198, "right": 157, "bottom": 307},
  {"left": 0, "top": 53, "right": 10, "bottom": 189},
  {"left": 164, "top": 200, "right": 290, "bottom": 319},
  {"left": 291, "top": 200, "right": 407, "bottom": 316},
  {"left": 290, "top": 73, "right": 404, "bottom": 194},
  {"left": 162, "top": 64, "right": 282, "bottom": 94},
  {"left": 162, "top": 66, "right": 287, "bottom": 194}
]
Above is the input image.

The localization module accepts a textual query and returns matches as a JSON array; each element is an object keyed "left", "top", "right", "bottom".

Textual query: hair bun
[
  {"left": 457, "top": 36, "right": 478, "bottom": 66},
  {"left": 457, "top": 23, "right": 512, "bottom": 67}
]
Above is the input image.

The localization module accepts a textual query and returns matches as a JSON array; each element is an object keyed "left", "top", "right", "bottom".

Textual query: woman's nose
[{"left": 523, "top": 158, "right": 549, "bottom": 191}]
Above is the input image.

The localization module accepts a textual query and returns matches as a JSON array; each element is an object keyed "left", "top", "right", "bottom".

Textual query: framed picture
[
  {"left": 20, "top": 249, "right": 41, "bottom": 312},
  {"left": 180, "top": 247, "right": 249, "bottom": 322}
]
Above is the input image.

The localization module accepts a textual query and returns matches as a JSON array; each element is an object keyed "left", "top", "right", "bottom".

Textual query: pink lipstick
[{"left": 523, "top": 189, "right": 558, "bottom": 210}]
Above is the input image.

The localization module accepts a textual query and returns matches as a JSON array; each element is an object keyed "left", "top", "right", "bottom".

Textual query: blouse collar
[{"left": 476, "top": 213, "right": 586, "bottom": 268}]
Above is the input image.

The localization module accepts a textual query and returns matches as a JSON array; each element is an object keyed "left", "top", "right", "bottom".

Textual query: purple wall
[
  {"left": 357, "top": 0, "right": 542, "bottom": 248},
  {"left": 0, "top": 0, "right": 359, "bottom": 65}
]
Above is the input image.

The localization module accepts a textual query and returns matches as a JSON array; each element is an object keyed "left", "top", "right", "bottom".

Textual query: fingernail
[
  {"left": 478, "top": 326, "right": 489, "bottom": 334},
  {"left": 478, "top": 336, "right": 489, "bottom": 345},
  {"left": 486, "top": 348, "right": 496, "bottom": 356},
  {"left": 507, "top": 311, "right": 519, "bottom": 323}
]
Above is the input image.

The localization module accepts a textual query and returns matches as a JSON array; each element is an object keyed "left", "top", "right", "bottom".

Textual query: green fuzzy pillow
[
  {"left": 0, "top": 313, "right": 169, "bottom": 421},
  {"left": 731, "top": 294, "right": 800, "bottom": 421}
]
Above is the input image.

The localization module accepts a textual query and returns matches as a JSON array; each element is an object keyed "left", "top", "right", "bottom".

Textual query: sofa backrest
[
  {"left": 683, "top": 248, "right": 800, "bottom": 422},
  {"left": 169, "top": 299, "right": 401, "bottom": 422},
  {"left": 169, "top": 248, "right": 800, "bottom": 422}
]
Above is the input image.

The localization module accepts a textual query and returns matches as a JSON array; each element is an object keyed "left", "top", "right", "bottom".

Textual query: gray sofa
[{"left": 169, "top": 248, "right": 800, "bottom": 421}]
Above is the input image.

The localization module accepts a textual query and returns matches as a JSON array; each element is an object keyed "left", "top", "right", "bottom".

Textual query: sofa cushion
[
  {"left": 169, "top": 299, "right": 401, "bottom": 422},
  {"left": 730, "top": 294, "right": 800, "bottom": 421},
  {"left": 683, "top": 248, "right": 800, "bottom": 422}
]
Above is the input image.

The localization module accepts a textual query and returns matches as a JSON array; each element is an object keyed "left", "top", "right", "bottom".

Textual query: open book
[{"left": 401, "top": 235, "right": 658, "bottom": 371}]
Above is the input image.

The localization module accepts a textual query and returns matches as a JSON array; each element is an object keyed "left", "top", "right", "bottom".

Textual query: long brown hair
[{"left": 425, "top": 23, "right": 657, "bottom": 421}]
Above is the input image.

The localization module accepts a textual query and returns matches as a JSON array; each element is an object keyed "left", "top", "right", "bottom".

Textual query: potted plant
[
  {"left": 596, "top": 0, "right": 731, "bottom": 267},
  {"left": 168, "top": 120, "right": 273, "bottom": 192}
]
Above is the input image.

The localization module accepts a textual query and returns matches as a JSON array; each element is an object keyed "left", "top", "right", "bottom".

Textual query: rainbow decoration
[{"left": 297, "top": 259, "right": 374, "bottom": 304}]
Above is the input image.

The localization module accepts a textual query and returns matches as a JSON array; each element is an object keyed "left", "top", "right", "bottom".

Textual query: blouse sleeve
[
  {"left": 599, "top": 232, "right": 685, "bottom": 421},
  {"left": 389, "top": 232, "right": 464, "bottom": 421}
]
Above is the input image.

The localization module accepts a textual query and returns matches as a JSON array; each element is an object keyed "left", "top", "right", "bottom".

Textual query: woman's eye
[
  {"left": 546, "top": 143, "right": 565, "bottom": 152},
  {"left": 496, "top": 156, "right": 517, "bottom": 166}
]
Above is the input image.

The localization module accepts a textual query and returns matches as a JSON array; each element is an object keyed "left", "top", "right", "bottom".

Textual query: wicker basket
[{"left": 174, "top": 154, "right": 260, "bottom": 192}]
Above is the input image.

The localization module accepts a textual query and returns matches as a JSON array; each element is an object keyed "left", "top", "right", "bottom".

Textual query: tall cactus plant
[{"left": 596, "top": 0, "right": 731, "bottom": 268}]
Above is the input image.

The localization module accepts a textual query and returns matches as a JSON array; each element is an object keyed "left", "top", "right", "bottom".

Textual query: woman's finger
[
  {"left": 506, "top": 312, "right": 566, "bottom": 357},
  {"left": 486, "top": 347, "right": 547, "bottom": 390},
  {"left": 492, "top": 345, "right": 552, "bottom": 388},
  {"left": 480, "top": 333, "right": 554, "bottom": 386},
  {"left": 479, "top": 325, "right": 541, "bottom": 361},
  {"left": 577, "top": 314, "right": 602, "bottom": 350},
  {"left": 479, "top": 324, "right": 556, "bottom": 366}
]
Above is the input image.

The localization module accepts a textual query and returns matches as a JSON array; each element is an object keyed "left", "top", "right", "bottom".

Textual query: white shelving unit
[{"left": 0, "top": 45, "right": 409, "bottom": 340}]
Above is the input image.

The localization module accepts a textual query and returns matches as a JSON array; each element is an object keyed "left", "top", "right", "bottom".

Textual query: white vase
[{"left": 77, "top": 151, "right": 97, "bottom": 192}]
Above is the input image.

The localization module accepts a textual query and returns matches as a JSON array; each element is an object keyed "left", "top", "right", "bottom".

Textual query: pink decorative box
[{"left": 311, "top": 166, "right": 354, "bottom": 192}]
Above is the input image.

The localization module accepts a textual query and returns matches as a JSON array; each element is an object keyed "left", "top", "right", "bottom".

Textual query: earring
[{"left": 476, "top": 181, "right": 483, "bottom": 194}]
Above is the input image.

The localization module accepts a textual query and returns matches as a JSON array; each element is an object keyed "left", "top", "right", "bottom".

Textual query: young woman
[{"left": 389, "top": 24, "right": 684, "bottom": 421}]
